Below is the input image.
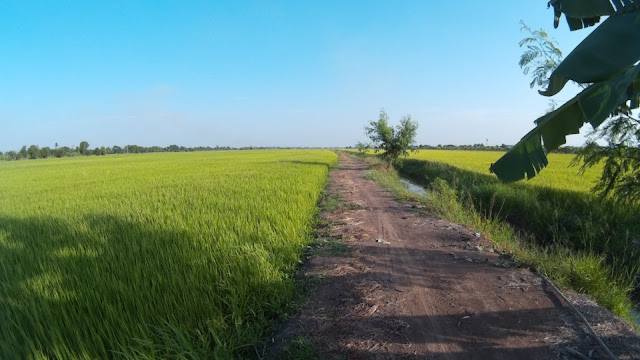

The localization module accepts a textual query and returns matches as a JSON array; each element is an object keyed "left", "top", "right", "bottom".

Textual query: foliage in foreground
[
  {"left": 0, "top": 150, "right": 337, "bottom": 359},
  {"left": 518, "top": 20, "right": 562, "bottom": 92},
  {"left": 574, "top": 115, "right": 640, "bottom": 203},
  {"left": 493, "top": 1, "right": 640, "bottom": 205}
]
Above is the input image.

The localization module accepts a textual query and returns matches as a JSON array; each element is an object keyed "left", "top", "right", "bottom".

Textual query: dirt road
[{"left": 270, "top": 154, "right": 640, "bottom": 359}]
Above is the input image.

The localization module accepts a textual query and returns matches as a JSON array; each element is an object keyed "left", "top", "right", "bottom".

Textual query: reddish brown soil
[{"left": 269, "top": 154, "right": 640, "bottom": 360}]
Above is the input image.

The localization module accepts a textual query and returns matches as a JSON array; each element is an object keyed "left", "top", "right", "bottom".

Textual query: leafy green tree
[
  {"left": 4, "top": 151, "right": 17, "bottom": 161},
  {"left": 492, "top": 1, "right": 640, "bottom": 204},
  {"left": 79, "top": 141, "right": 89, "bottom": 155},
  {"left": 100, "top": 146, "right": 106, "bottom": 155},
  {"left": 365, "top": 109, "right": 419, "bottom": 169},
  {"left": 18, "top": 146, "right": 27, "bottom": 160},
  {"left": 27, "top": 145, "right": 39, "bottom": 159},
  {"left": 56, "top": 146, "right": 74, "bottom": 158},
  {"left": 518, "top": 21, "right": 563, "bottom": 91},
  {"left": 518, "top": 21, "right": 564, "bottom": 113},
  {"left": 40, "top": 147, "right": 51, "bottom": 158}
]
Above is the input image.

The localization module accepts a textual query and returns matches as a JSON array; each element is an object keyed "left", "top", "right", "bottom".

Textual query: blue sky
[{"left": 0, "top": 1, "right": 596, "bottom": 151}]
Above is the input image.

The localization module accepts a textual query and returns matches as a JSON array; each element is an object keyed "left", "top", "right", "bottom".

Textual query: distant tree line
[
  {"left": 348, "top": 143, "right": 581, "bottom": 154},
  {"left": 416, "top": 144, "right": 580, "bottom": 154},
  {"left": 0, "top": 141, "right": 291, "bottom": 161},
  {"left": 416, "top": 144, "right": 513, "bottom": 151}
]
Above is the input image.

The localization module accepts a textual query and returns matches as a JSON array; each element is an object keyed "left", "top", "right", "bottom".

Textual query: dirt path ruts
[{"left": 270, "top": 154, "right": 640, "bottom": 359}]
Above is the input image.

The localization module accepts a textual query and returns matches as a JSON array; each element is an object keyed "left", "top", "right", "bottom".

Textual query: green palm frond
[
  {"left": 548, "top": 0, "right": 639, "bottom": 30},
  {"left": 541, "top": 9, "right": 640, "bottom": 96},
  {"left": 493, "top": 3, "right": 640, "bottom": 183},
  {"left": 491, "top": 65, "right": 640, "bottom": 182}
]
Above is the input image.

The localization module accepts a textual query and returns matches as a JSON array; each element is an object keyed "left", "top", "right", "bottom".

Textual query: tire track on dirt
[{"left": 357, "top": 176, "right": 456, "bottom": 357}]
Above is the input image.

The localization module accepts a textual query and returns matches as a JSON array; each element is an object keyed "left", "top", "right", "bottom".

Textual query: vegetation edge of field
[{"left": 261, "top": 173, "right": 358, "bottom": 360}]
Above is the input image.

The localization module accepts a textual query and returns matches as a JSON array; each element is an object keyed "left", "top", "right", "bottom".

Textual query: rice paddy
[
  {"left": 0, "top": 150, "right": 337, "bottom": 359},
  {"left": 407, "top": 150, "right": 604, "bottom": 193}
]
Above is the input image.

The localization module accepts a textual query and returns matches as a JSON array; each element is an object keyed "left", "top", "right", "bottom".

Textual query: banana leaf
[
  {"left": 491, "top": 65, "right": 640, "bottom": 182},
  {"left": 548, "top": 0, "right": 638, "bottom": 29},
  {"left": 541, "top": 9, "right": 640, "bottom": 96}
]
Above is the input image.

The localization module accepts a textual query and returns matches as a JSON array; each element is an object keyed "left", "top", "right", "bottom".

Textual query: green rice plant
[
  {"left": 278, "top": 336, "right": 319, "bottom": 360},
  {"left": 0, "top": 150, "right": 337, "bottom": 359}
]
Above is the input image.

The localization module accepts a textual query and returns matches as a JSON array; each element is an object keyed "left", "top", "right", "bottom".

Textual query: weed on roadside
[
  {"left": 321, "top": 193, "right": 359, "bottom": 212},
  {"left": 309, "top": 238, "right": 352, "bottom": 256},
  {"left": 278, "top": 336, "right": 320, "bottom": 360}
]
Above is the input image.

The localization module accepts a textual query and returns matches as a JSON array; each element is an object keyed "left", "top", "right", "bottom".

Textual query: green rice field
[
  {"left": 0, "top": 150, "right": 337, "bottom": 359},
  {"left": 407, "top": 150, "right": 604, "bottom": 193}
]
